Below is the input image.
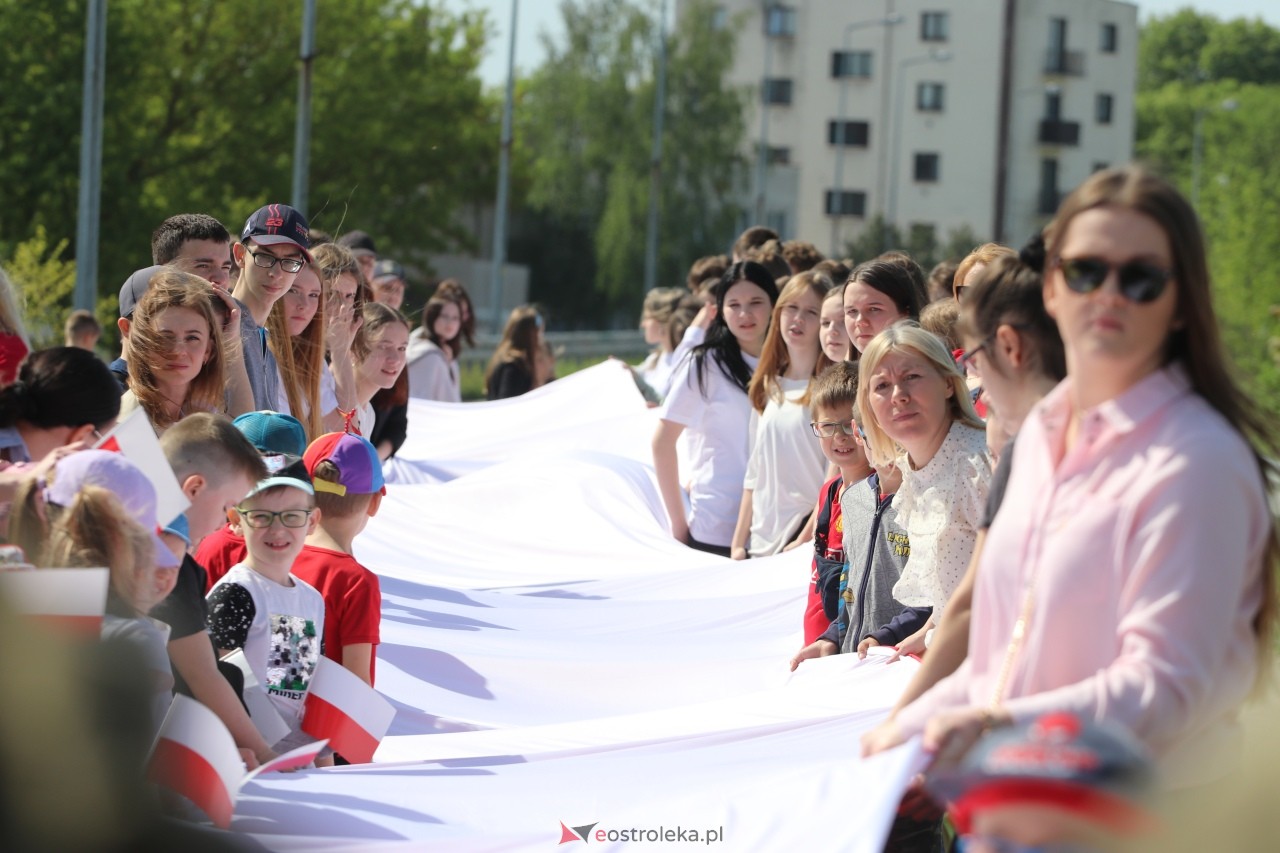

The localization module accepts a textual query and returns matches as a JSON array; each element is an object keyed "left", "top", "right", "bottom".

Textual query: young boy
[
  {"left": 206, "top": 460, "right": 324, "bottom": 752},
  {"left": 196, "top": 410, "right": 309, "bottom": 591},
  {"left": 232, "top": 204, "right": 313, "bottom": 411},
  {"left": 154, "top": 413, "right": 276, "bottom": 765},
  {"left": 293, "top": 432, "right": 384, "bottom": 687},
  {"left": 788, "top": 362, "right": 917, "bottom": 670},
  {"left": 799, "top": 361, "right": 873, "bottom": 644}
]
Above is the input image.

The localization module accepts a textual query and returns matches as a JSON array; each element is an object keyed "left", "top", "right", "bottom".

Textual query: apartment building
[{"left": 694, "top": 0, "right": 1138, "bottom": 255}]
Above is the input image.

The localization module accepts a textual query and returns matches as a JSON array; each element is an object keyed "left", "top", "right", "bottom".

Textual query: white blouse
[{"left": 890, "top": 420, "right": 992, "bottom": 615}]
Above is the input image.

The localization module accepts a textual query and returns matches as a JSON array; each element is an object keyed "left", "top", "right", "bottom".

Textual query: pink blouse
[{"left": 895, "top": 364, "right": 1270, "bottom": 787}]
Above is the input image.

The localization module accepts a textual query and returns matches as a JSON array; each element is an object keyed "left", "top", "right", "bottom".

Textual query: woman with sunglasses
[{"left": 868, "top": 166, "right": 1278, "bottom": 794}]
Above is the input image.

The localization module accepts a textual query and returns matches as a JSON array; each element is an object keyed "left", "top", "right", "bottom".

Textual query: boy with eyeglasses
[
  {"left": 231, "top": 204, "right": 313, "bottom": 411},
  {"left": 789, "top": 361, "right": 919, "bottom": 670},
  {"left": 206, "top": 459, "right": 326, "bottom": 752}
]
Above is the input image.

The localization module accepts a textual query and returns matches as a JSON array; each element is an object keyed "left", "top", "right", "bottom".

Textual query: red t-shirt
[
  {"left": 0, "top": 333, "right": 30, "bottom": 386},
  {"left": 195, "top": 523, "right": 247, "bottom": 593},
  {"left": 803, "top": 476, "right": 845, "bottom": 645},
  {"left": 289, "top": 544, "right": 381, "bottom": 684}
]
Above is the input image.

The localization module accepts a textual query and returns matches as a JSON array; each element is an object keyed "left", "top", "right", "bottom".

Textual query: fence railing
[{"left": 458, "top": 329, "right": 651, "bottom": 366}]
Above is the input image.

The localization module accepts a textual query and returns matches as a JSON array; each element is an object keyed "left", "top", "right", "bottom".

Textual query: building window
[
  {"left": 828, "top": 120, "right": 870, "bottom": 147},
  {"left": 1045, "top": 90, "right": 1062, "bottom": 120},
  {"left": 917, "top": 82, "right": 945, "bottom": 112},
  {"left": 765, "top": 4, "right": 795, "bottom": 37},
  {"left": 1096, "top": 93, "right": 1113, "bottom": 124},
  {"left": 914, "top": 153, "right": 940, "bottom": 183},
  {"left": 921, "top": 12, "right": 948, "bottom": 42},
  {"left": 1039, "top": 158, "right": 1061, "bottom": 215},
  {"left": 1093, "top": 161, "right": 1110, "bottom": 173},
  {"left": 1101, "top": 23, "right": 1117, "bottom": 53},
  {"left": 825, "top": 190, "right": 867, "bottom": 217},
  {"left": 762, "top": 78, "right": 793, "bottom": 105},
  {"left": 832, "top": 50, "right": 873, "bottom": 78},
  {"left": 766, "top": 210, "right": 788, "bottom": 235},
  {"left": 767, "top": 146, "right": 791, "bottom": 165}
]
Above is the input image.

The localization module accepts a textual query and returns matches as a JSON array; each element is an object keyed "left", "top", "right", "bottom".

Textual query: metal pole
[
  {"left": 489, "top": 0, "right": 518, "bottom": 332},
  {"left": 1190, "top": 107, "right": 1204, "bottom": 211},
  {"left": 73, "top": 0, "right": 107, "bottom": 311},
  {"left": 291, "top": 0, "right": 318, "bottom": 216},
  {"left": 643, "top": 0, "right": 667, "bottom": 292}
]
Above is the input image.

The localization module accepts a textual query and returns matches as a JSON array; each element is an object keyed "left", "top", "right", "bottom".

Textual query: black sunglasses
[{"left": 1056, "top": 256, "right": 1173, "bottom": 304}]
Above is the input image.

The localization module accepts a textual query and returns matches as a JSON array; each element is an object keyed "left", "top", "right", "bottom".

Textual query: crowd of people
[
  {"left": 640, "top": 165, "right": 1277, "bottom": 851},
  {"left": 0, "top": 164, "right": 1275, "bottom": 851}
]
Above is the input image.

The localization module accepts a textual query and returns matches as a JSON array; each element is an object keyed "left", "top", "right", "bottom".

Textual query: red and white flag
[
  {"left": 301, "top": 657, "right": 395, "bottom": 764},
  {"left": 0, "top": 567, "right": 109, "bottom": 637},
  {"left": 94, "top": 409, "right": 190, "bottom": 523},
  {"left": 244, "top": 739, "right": 329, "bottom": 782},
  {"left": 147, "top": 695, "right": 244, "bottom": 828}
]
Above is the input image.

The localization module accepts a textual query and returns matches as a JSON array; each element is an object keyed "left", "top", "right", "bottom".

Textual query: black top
[
  {"left": 150, "top": 553, "right": 209, "bottom": 642},
  {"left": 486, "top": 360, "right": 534, "bottom": 401}
]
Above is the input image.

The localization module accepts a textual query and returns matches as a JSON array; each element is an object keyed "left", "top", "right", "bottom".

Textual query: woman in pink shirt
[{"left": 873, "top": 165, "right": 1277, "bottom": 789}]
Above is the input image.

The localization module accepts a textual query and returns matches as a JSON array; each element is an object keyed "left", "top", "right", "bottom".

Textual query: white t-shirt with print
[
  {"left": 207, "top": 563, "right": 325, "bottom": 728},
  {"left": 659, "top": 350, "right": 759, "bottom": 547}
]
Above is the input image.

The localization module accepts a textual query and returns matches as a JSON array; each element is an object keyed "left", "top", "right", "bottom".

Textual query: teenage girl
[
  {"left": 730, "top": 271, "right": 834, "bottom": 558},
  {"left": 819, "top": 286, "right": 851, "bottom": 363},
  {"left": 268, "top": 262, "right": 326, "bottom": 439},
  {"left": 120, "top": 270, "right": 228, "bottom": 435},
  {"left": 485, "top": 306, "right": 543, "bottom": 401},
  {"left": 310, "top": 242, "right": 364, "bottom": 434},
  {"left": 407, "top": 296, "right": 464, "bottom": 403},
  {"left": 351, "top": 302, "right": 410, "bottom": 445},
  {"left": 652, "top": 262, "right": 779, "bottom": 556},
  {"left": 636, "top": 287, "right": 686, "bottom": 399},
  {"left": 843, "top": 259, "right": 929, "bottom": 356}
]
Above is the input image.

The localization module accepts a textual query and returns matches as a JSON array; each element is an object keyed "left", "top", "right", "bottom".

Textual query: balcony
[
  {"left": 1039, "top": 119, "right": 1080, "bottom": 146},
  {"left": 1044, "top": 49, "right": 1085, "bottom": 76}
]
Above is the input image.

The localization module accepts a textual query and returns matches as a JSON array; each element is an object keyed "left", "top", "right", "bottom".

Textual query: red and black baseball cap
[
  {"left": 240, "top": 203, "right": 313, "bottom": 263},
  {"left": 926, "top": 712, "right": 1157, "bottom": 836}
]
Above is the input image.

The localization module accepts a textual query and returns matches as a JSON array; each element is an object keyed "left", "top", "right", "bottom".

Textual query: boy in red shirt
[{"left": 294, "top": 432, "right": 385, "bottom": 686}]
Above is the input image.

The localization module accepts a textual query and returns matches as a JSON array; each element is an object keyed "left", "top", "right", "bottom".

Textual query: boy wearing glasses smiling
[
  {"left": 231, "top": 203, "right": 313, "bottom": 411},
  {"left": 207, "top": 459, "right": 325, "bottom": 751}
]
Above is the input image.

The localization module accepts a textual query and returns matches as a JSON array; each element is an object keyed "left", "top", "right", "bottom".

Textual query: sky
[{"left": 442, "top": 0, "right": 1280, "bottom": 87}]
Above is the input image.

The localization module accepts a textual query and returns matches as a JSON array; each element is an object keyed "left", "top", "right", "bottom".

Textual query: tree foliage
[
  {"left": 512, "top": 0, "right": 747, "bottom": 326},
  {"left": 1136, "top": 12, "right": 1280, "bottom": 410},
  {"left": 0, "top": 0, "right": 496, "bottom": 322}
]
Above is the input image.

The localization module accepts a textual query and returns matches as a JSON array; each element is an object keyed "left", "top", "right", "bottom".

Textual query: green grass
[{"left": 459, "top": 356, "right": 613, "bottom": 401}]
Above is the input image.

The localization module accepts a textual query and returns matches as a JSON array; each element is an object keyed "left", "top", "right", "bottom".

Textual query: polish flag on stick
[
  {"left": 148, "top": 695, "right": 244, "bottom": 828},
  {"left": 93, "top": 409, "right": 190, "bottom": 524},
  {"left": 301, "top": 657, "right": 396, "bottom": 764},
  {"left": 0, "top": 567, "right": 109, "bottom": 637}
]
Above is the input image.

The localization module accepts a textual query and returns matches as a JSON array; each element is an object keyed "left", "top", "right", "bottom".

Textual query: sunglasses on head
[{"left": 1056, "top": 256, "right": 1173, "bottom": 304}]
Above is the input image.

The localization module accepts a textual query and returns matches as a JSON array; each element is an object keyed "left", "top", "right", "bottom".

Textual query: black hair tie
[{"left": 1019, "top": 233, "right": 1047, "bottom": 273}]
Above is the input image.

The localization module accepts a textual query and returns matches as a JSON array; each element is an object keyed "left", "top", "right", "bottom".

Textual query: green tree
[
  {"left": 0, "top": 0, "right": 497, "bottom": 323},
  {"left": 1136, "top": 12, "right": 1280, "bottom": 410},
  {"left": 513, "top": 0, "right": 746, "bottom": 326}
]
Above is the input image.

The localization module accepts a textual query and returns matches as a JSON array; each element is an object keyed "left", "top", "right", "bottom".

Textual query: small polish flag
[
  {"left": 0, "top": 567, "right": 109, "bottom": 637},
  {"left": 147, "top": 695, "right": 244, "bottom": 828},
  {"left": 94, "top": 409, "right": 190, "bottom": 524},
  {"left": 301, "top": 657, "right": 395, "bottom": 764},
  {"left": 244, "top": 739, "right": 329, "bottom": 782}
]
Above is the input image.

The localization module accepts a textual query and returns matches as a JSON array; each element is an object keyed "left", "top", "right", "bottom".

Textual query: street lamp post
[
  {"left": 1191, "top": 98, "right": 1238, "bottom": 211},
  {"left": 829, "top": 14, "right": 903, "bottom": 257},
  {"left": 885, "top": 49, "right": 951, "bottom": 250},
  {"left": 489, "top": 0, "right": 519, "bottom": 333}
]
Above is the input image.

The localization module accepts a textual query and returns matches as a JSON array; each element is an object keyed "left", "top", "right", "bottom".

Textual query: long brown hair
[
  {"left": 267, "top": 265, "right": 325, "bottom": 440},
  {"left": 484, "top": 305, "right": 542, "bottom": 388},
  {"left": 420, "top": 296, "right": 463, "bottom": 360},
  {"left": 433, "top": 279, "right": 476, "bottom": 348},
  {"left": 1044, "top": 164, "right": 1279, "bottom": 655},
  {"left": 126, "top": 270, "right": 225, "bottom": 429},
  {"left": 747, "top": 271, "right": 834, "bottom": 413}
]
